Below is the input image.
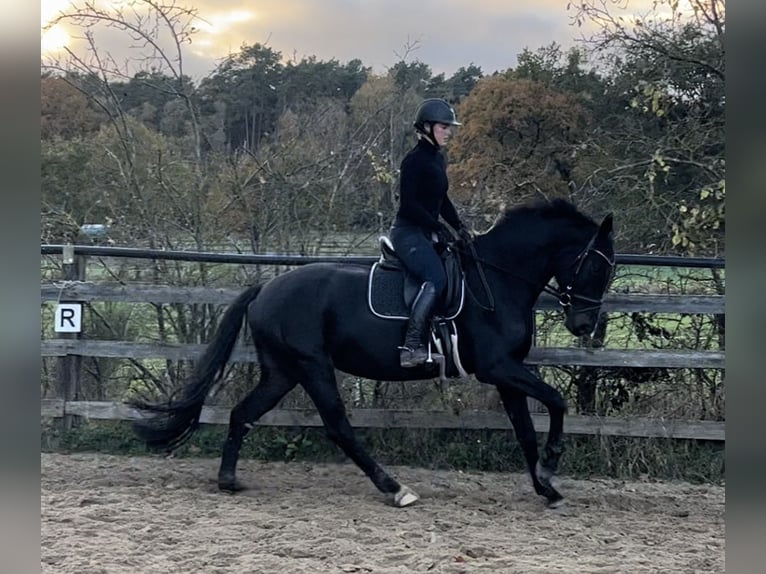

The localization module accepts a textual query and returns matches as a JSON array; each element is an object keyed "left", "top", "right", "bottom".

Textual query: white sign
[{"left": 55, "top": 303, "right": 82, "bottom": 333}]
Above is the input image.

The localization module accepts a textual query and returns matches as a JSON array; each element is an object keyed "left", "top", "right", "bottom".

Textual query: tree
[
  {"left": 109, "top": 70, "right": 196, "bottom": 135},
  {"left": 197, "top": 46, "right": 370, "bottom": 153},
  {"left": 568, "top": 0, "right": 725, "bottom": 255},
  {"left": 443, "top": 64, "right": 484, "bottom": 102},
  {"left": 41, "top": 137, "right": 103, "bottom": 241},
  {"left": 197, "top": 43, "right": 283, "bottom": 152},
  {"left": 42, "top": 0, "right": 218, "bottom": 248},
  {"left": 389, "top": 60, "right": 433, "bottom": 92},
  {"left": 282, "top": 56, "right": 369, "bottom": 110},
  {"left": 448, "top": 75, "right": 591, "bottom": 226},
  {"left": 41, "top": 74, "right": 103, "bottom": 139},
  {"left": 349, "top": 72, "right": 421, "bottom": 214},
  {"left": 217, "top": 76, "right": 410, "bottom": 255},
  {"left": 41, "top": 0, "right": 251, "bottom": 398}
]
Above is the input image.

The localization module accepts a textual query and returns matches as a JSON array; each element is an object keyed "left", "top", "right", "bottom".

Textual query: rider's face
[{"left": 431, "top": 123, "right": 453, "bottom": 147}]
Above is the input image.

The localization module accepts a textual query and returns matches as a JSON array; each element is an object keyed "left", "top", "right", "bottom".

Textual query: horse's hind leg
[
  {"left": 300, "top": 360, "right": 418, "bottom": 507},
  {"left": 218, "top": 362, "right": 297, "bottom": 492},
  {"left": 497, "top": 387, "right": 564, "bottom": 507}
]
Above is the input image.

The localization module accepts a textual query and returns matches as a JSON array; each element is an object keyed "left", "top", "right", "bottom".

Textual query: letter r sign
[{"left": 55, "top": 303, "right": 82, "bottom": 333}]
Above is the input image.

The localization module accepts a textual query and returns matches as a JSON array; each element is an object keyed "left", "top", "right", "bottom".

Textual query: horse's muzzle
[{"left": 565, "top": 310, "right": 598, "bottom": 337}]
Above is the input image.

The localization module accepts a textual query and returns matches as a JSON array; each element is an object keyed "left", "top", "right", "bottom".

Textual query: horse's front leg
[
  {"left": 477, "top": 360, "right": 567, "bottom": 506},
  {"left": 496, "top": 386, "right": 564, "bottom": 507}
]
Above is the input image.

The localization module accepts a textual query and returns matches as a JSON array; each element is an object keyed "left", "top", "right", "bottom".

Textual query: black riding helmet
[{"left": 413, "top": 98, "right": 462, "bottom": 136}]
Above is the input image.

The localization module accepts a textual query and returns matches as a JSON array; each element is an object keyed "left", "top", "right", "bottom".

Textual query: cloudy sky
[{"left": 41, "top": 0, "right": 661, "bottom": 79}]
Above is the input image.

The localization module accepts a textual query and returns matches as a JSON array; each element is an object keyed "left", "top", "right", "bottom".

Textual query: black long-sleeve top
[{"left": 395, "top": 138, "right": 462, "bottom": 233}]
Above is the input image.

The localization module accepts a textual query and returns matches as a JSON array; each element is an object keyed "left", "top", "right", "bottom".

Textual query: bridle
[
  {"left": 455, "top": 233, "right": 615, "bottom": 314},
  {"left": 556, "top": 235, "right": 616, "bottom": 314}
]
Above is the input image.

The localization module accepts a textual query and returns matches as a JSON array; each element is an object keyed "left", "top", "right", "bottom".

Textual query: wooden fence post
[{"left": 55, "top": 246, "right": 85, "bottom": 431}]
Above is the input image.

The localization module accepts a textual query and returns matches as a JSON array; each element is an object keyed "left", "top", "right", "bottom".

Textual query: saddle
[
  {"left": 368, "top": 236, "right": 464, "bottom": 320},
  {"left": 368, "top": 236, "right": 467, "bottom": 380}
]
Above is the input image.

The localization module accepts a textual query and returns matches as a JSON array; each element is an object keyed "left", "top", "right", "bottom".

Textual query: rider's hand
[{"left": 435, "top": 223, "right": 453, "bottom": 245}]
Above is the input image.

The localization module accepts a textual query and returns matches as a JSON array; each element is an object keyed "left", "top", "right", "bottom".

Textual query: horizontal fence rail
[
  {"left": 40, "top": 400, "right": 725, "bottom": 442},
  {"left": 41, "top": 244, "right": 726, "bottom": 269},
  {"left": 40, "top": 340, "right": 725, "bottom": 369},
  {"left": 40, "top": 283, "right": 725, "bottom": 314}
]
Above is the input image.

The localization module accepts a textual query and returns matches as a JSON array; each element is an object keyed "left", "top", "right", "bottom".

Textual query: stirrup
[{"left": 399, "top": 345, "right": 430, "bottom": 368}]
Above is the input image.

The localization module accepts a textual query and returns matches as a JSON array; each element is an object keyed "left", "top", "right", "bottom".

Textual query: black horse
[{"left": 133, "top": 199, "right": 615, "bottom": 508}]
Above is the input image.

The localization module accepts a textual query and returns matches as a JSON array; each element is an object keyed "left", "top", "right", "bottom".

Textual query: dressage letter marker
[{"left": 55, "top": 303, "right": 82, "bottom": 333}]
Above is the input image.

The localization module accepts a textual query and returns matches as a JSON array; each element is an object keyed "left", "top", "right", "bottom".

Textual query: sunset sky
[{"left": 41, "top": 0, "right": 677, "bottom": 79}]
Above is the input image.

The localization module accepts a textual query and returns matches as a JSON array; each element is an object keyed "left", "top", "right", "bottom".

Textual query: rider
[{"left": 390, "top": 98, "right": 470, "bottom": 368}]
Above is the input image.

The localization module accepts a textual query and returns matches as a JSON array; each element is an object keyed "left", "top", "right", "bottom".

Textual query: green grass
[{"left": 611, "top": 265, "right": 724, "bottom": 295}]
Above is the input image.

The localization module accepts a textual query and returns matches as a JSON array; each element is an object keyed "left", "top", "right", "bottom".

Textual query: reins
[
  {"left": 462, "top": 239, "right": 497, "bottom": 311},
  {"left": 454, "top": 240, "right": 555, "bottom": 312},
  {"left": 452, "top": 234, "right": 615, "bottom": 314}
]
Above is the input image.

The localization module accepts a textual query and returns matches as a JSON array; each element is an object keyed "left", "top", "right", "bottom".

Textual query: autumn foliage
[
  {"left": 448, "top": 76, "right": 590, "bottom": 224},
  {"left": 41, "top": 76, "right": 102, "bottom": 140}
]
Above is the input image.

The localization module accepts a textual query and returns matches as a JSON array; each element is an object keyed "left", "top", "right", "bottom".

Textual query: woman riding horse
[{"left": 391, "top": 98, "right": 472, "bottom": 368}]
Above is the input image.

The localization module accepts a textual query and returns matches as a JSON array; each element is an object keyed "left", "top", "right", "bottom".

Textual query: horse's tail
[{"left": 131, "top": 284, "right": 263, "bottom": 451}]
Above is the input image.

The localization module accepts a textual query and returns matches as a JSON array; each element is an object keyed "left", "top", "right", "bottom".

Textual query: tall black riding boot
[{"left": 399, "top": 282, "right": 438, "bottom": 368}]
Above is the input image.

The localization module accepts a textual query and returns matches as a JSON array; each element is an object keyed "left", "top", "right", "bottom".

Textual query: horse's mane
[
  {"left": 481, "top": 199, "right": 597, "bottom": 255},
  {"left": 497, "top": 198, "right": 594, "bottom": 226}
]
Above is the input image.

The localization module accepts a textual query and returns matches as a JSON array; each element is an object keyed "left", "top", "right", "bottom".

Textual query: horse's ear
[{"left": 599, "top": 213, "right": 614, "bottom": 238}]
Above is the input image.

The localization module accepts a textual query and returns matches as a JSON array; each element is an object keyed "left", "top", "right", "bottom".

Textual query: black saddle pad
[{"left": 368, "top": 262, "right": 464, "bottom": 320}]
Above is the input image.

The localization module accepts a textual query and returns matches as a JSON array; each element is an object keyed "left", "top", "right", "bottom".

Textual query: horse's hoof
[
  {"left": 218, "top": 477, "right": 248, "bottom": 494},
  {"left": 546, "top": 495, "right": 565, "bottom": 509},
  {"left": 535, "top": 461, "right": 564, "bottom": 506},
  {"left": 393, "top": 485, "right": 420, "bottom": 507}
]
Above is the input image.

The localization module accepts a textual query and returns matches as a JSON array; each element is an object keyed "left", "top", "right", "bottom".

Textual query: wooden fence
[{"left": 40, "top": 249, "right": 726, "bottom": 442}]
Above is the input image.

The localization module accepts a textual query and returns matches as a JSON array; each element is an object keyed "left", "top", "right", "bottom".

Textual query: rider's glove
[{"left": 435, "top": 223, "right": 453, "bottom": 245}]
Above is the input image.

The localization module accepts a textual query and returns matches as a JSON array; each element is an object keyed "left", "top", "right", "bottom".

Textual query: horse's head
[{"left": 556, "top": 213, "right": 615, "bottom": 337}]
